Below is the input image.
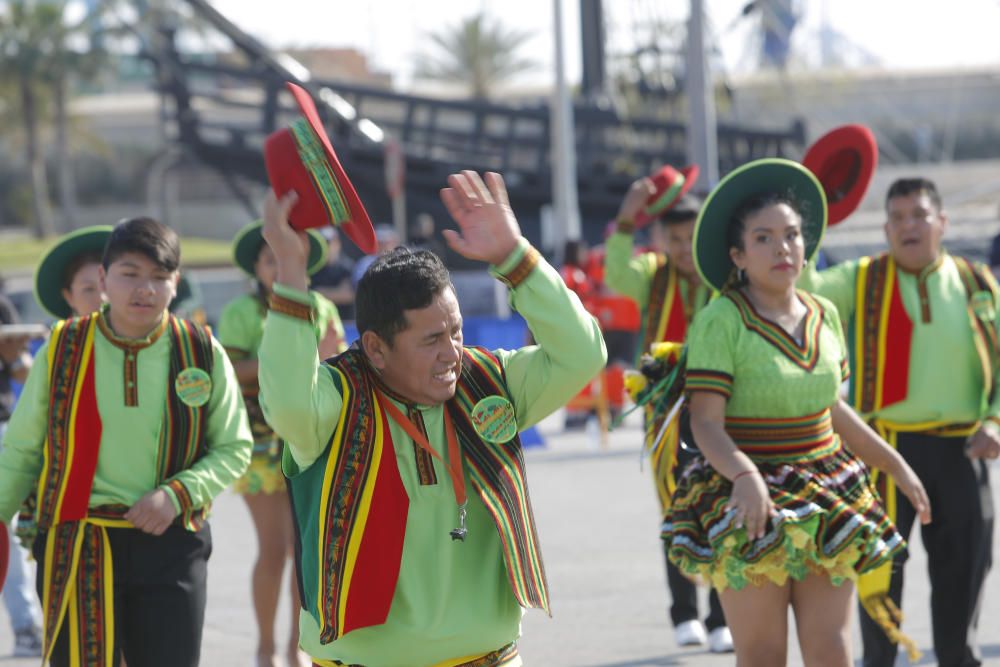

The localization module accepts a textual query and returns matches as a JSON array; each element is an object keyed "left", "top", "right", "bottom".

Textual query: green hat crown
[{"left": 232, "top": 221, "right": 328, "bottom": 278}]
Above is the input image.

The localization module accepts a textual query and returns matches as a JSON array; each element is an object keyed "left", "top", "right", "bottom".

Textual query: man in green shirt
[
  {"left": 257, "top": 171, "right": 606, "bottom": 667},
  {"left": 0, "top": 217, "right": 253, "bottom": 667},
  {"left": 604, "top": 175, "right": 727, "bottom": 651},
  {"left": 800, "top": 178, "right": 998, "bottom": 667}
]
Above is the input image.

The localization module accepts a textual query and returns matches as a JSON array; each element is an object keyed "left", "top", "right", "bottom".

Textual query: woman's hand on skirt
[
  {"left": 727, "top": 471, "right": 775, "bottom": 540},
  {"left": 892, "top": 463, "right": 932, "bottom": 525}
]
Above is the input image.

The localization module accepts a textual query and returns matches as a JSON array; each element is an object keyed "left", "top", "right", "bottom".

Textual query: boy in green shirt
[{"left": 0, "top": 217, "right": 253, "bottom": 667}]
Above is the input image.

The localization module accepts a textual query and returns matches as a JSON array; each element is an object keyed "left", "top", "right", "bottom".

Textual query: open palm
[{"left": 439, "top": 171, "right": 521, "bottom": 266}]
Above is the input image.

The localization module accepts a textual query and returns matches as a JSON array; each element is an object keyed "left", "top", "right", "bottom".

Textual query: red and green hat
[
  {"left": 34, "top": 225, "right": 113, "bottom": 319},
  {"left": 264, "top": 82, "right": 377, "bottom": 254},
  {"left": 232, "top": 220, "right": 327, "bottom": 278},
  {"left": 802, "top": 124, "right": 877, "bottom": 226},
  {"left": 634, "top": 164, "right": 700, "bottom": 227}
]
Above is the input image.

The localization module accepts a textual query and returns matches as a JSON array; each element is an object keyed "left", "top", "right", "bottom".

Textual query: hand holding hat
[
  {"left": 264, "top": 82, "right": 377, "bottom": 254},
  {"left": 440, "top": 171, "right": 521, "bottom": 266},
  {"left": 616, "top": 177, "right": 657, "bottom": 224},
  {"left": 262, "top": 190, "right": 311, "bottom": 292}
]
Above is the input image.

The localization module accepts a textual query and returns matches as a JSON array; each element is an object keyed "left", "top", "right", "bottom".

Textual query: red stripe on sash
[
  {"left": 58, "top": 351, "right": 103, "bottom": 522},
  {"left": 663, "top": 279, "right": 687, "bottom": 343},
  {"left": 881, "top": 277, "right": 912, "bottom": 408},
  {"left": 342, "top": 408, "right": 409, "bottom": 635}
]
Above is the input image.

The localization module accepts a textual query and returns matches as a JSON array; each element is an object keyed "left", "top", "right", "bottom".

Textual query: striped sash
[
  {"left": 296, "top": 346, "right": 548, "bottom": 644},
  {"left": 725, "top": 409, "right": 840, "bottom": 463},
  {"left": 641, "top": 260, "right": 687, "bottom": 358}
]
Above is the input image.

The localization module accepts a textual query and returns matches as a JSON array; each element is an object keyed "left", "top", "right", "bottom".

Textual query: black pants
[
  {"left": 34, "top": 523, "right": 212, "bottom": 667},
  {"left": 664, "top": 422, "right": 727, "bottom": 630},
  {"left": 860, "top": 433, "right": 993, "bottom": 667}
]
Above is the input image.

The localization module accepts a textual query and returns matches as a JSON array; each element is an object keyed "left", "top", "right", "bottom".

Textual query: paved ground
[{"left": 2, "top": 415, "right": 999, "bottom": 666}]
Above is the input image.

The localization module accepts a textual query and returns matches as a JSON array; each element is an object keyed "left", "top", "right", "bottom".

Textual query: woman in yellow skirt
[{"left": 218, "top": 221, "right": 346, "bottom": 667}]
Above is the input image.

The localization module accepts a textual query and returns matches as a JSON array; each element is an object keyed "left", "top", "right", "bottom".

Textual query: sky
[{"left": 208, "top": 0, "right": 1000, "bottom": 89}]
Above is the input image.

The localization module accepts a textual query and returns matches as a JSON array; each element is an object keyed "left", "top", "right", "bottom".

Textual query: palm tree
[
  {"left": 414, "top": 12, "right": 536, "bottom": 99},
  {"left": 0, "top": 1, "right": 61, "bottom": 237}
]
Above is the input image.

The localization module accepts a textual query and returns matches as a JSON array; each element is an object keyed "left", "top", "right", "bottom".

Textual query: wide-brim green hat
[
  {"left": 232, "top": 221, "right": 327, "bottom": 278},
  {"left": 34, "top": 225, "right": 113, "bottom": 319},
  {"left": 694, "top": 158, "right": 827, "bottom": 292}
]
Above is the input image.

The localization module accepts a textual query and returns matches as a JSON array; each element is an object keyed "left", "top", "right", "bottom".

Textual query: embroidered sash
[
  {"left": 289, "top": 346, "right": 548, "bottom": 644},
  {"left": 641, "top": 259, "right": 688, "bottom": 357}
]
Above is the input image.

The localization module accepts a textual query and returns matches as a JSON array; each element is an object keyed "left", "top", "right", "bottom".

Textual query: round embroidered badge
[
  {"left": 471, "top": 396, "right": 518, "bottom": 443},
  {"left": 175, "top": 367, "right": 212, "bottom": 407}
]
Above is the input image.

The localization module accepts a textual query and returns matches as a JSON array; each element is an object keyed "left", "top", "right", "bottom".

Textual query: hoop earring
[{"left": 737, "top": 268, "right": 746, "bottom": 284}]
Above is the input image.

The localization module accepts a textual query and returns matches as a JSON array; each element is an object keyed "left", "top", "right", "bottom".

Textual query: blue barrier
[{"left": 342, "top": 315, "right": 529, "bottom": 351}]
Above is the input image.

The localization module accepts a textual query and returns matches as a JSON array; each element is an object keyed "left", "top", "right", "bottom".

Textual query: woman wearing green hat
[
  {"left": 663, "top": 159, "right": 930, "bottom": 666},
  {"left": 217, "top": 221, "right": 345, "bottom": 667},
  {"left": 34, "top": 225, "right": 113, "bottom": 321}
]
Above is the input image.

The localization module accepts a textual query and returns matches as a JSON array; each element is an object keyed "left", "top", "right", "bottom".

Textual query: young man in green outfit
[
  {"left": 604, "top": 173, "right": 729, "bottom": 652},
  {"left": 257, "top": 171, "right": 606, "bottom": 667},
  {"left": 0, "top": 217, "right": 253, "bottom": 667},
  {"left": 800, "top": 178, "right": 998, "bottom": 667}
]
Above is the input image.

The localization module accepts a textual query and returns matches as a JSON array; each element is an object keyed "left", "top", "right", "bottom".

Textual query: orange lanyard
[{"left": 379, "top": 393, "right": 469, "bottom": 541}]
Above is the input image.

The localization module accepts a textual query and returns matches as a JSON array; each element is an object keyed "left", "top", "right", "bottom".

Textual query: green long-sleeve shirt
[
  {"left": 258, "top": 240, "right": 606, "bottom": 667},
  {"left": 603, "top": 231, "right": 710, "bottom": 326},
  {"left": 799, "top": 253, "right": 1000, "bottom": 424},
  {"left": 0, "top": 312, "right": 253, "bottom": 523}
]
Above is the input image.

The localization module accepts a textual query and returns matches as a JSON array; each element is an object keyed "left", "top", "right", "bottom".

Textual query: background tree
[{"left": 414, "top": 12, "right": 536, "bottom": 99}]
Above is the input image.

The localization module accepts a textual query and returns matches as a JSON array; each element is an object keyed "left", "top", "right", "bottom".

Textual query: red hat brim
[
  {"left": 635, "top": 164, "right": 700, "bottom": 228},
  {"left": 802, "top": 124, "right": 877, "bottom": 227},
  {"left": 264, "top": 83, "right": 377, "bottom": 254}
]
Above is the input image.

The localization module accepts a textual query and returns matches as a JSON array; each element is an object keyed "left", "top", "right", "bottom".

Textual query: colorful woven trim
[
  {"left": 290, "top": 117, "right": 351, "bottom": 224},
  {"left": 954, "top": 256, "right": 1000, "bottom": 401},
  {"left": 269, "top": 292, "right": 314, "bottom": 322},
  {"left": 314, "top": 642, "right": 519, "bottom": 667},
  {"left": 449, "top": 346, "right": 550, "bottom": 614},
  {"left": 728, "top": 290, "right": 823, "bottom": 372},
  {"left": 641, "top": 259, "right": 688, "bottom": 359},
  {"left": 40, "top": 508, "right": 131, "bottom": 667},
  {"left": 725, "top": 409, "right": 839, "bottom": 463},
  {"left": 685, "top": 369, "right": 733, "bottom": 399},
  {"left": 311, "top": 352, "right": 409, "bottom": 643},
  {"left": 157, "top": 316, "right": 215, "bottom": 531},
  {"left": 496, "top": 245, "right": 541, "bottom": 289},
  {"left": 37, "top": 316, "right": 103, "bottom": 527},
  {"left": 615, "top": 218, "right": 636, "bottom": 234},
  {"left": 850, "top": 255, "right": 912, "bottom": 413}
]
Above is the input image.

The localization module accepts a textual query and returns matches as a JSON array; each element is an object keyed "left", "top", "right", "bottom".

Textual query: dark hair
[
  {"left": 885, "top": 177, "right": 942, "bottom": 211},
  {"left": 61, "top": 249, "right": 103, "bottom": 291},
  {"left": 102, "top": 217, "right": 180, "bottom": 272},
  {"left": 721, "top": 191, "right": 803, "bottom": 292},
  {"left": 563, "top": 239, "right": 587, "bottom": 268},
  {"left": 656, "top": 193, "right": 702, "bottom": 226},
  {"left": 356, "top": 247, "right": 454, "bottom": 345}
]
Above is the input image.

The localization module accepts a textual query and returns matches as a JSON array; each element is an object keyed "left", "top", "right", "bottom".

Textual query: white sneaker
[
  {"left": 708, "top": 626, "right": 735, "bottom": 653},
  {"left": 674, "top": 619, "right": 707, "bottom": 647}
]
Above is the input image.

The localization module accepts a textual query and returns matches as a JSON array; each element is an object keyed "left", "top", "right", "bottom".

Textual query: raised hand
[
  {"left": 262, "top": 190, "right": 310, "bottom": 292},
  {"left": 727, "top": 470, "right": 775, "bottom": 541},
  {"left": 892, "top": 462, "right": 932, "bottom": 525},
  {"left": 439, "top": 171, "right": 521, "bottom": 266},
  {"left": 616, "top": 176, "right": 656, "bottom": 223}
]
